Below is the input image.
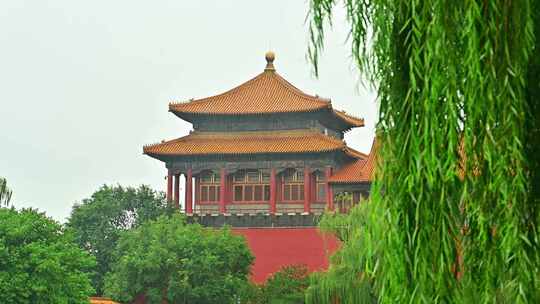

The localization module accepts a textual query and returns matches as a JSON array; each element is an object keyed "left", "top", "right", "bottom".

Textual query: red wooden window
[
  {"left": 282, "top": 170, "right": 304, "bottom": 202},
  {"left": 199, "top": 171, "right": 220, "bottom": 203},
  {"left": 232, "top": 170, "right": 270, "bottom": 203}
]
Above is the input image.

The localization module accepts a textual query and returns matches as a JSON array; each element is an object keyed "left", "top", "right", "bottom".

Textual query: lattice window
[
  {"left": 314, "top": 171, "right": 326, "bottom": 202},
  {"left": 282, "top": 169, "right": 304, "bottom": 202},
  {"left": 232, "top": 170, "right": 270, "bottom": 202},
  {"left": 199, "top": 171, "right": 220, "bottom": 203}
]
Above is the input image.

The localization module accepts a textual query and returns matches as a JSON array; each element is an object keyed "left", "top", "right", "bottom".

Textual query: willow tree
[
  {"left": 306, "top": 0, "right": 540, "bottom": 303},
  {"left": 0, "top": 178, "right": 12, "bottom": 206}
]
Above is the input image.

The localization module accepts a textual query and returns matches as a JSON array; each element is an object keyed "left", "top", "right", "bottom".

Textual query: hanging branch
[
  {"left": 306, "top": 0, "right": 540, "bottom": 303},
  {"left": 0, "top": 177, "right": 12, "bottom": 207}
]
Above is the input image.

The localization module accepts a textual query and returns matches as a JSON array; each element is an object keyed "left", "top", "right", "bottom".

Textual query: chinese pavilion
[{"left": 143, "top": 52, "right": 375, "bottom": 282}]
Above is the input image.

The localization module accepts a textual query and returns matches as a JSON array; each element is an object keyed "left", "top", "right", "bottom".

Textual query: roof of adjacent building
[
  {"left": 343, "top": 146, "right": 369, "bottom": 159},
  {"left": 143, "top": 130, "right": 349, "bottom": 157},
  {"left": 168, "top": 53, "right": 364, "bottom": 129},
  {"left": 329, "top": 139, "right": 378, "bottom": 184}
]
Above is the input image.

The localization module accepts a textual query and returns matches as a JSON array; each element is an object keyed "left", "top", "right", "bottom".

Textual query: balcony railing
[{"left": 188, "top": 206, "right": 326, "bottom": 215}]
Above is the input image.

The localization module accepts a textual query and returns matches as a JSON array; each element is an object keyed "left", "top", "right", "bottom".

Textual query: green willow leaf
[{"left": 306, "top": 0, "right": 540, "bottom": 303}]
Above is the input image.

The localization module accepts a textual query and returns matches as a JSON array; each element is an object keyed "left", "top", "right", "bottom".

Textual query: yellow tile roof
[
  {"left": 343, "top": 147, "right": 369, "bottom": 159},
  {"left": 143, "top": 130, "right": 346, "bottom": 157},
  {"left": 169, "top": 71, "right": 330, "bottom": 115},
  {"left": 168, "top": 56, "right": 364, "bottom": 129}
]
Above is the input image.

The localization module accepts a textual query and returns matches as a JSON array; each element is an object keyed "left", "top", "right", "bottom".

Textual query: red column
[
  {"left": 174, "top": 173, "right": 180, "bottom": 209},
  {"left": 276, "top": 174, "right": 282, "bottom": 207},
  {"left": 311, "top": 173, "right": 317, "bottom": 203},
  {"left": 185, "top": 168, "right": 193, "bottom": 214},
  {"left": 219, "top": 168, "right": 227, "bottom": 213},
  {"left": 227, "top": 175, "right": 233, "bottom": 203},
  {"left": 166, "top": 170, "right": 173, "bottom": 202},
  {"left": 304, "top": 167, "right": 311, "bottom": 213},
  {"left": 270, "top": 168, "right": 277, "bottom": 214},
  {"left": 325, "top": 167, "right": 334, "bottom": 211}
]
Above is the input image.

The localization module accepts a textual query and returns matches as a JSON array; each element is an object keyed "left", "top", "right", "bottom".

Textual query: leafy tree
[
  {"left": 237, "top": 282, "right": 264, "bottom": 304},
  {"left": 103, "top": 214, "right": 254, "bottom": 304},
  {"left": 0, "top": 208, "right": 96, "bottom": 304},
  {"left": 307, "top": 0, "right": 540, "bottom": 303},
  {"left": 66, "top": 184, "right": 171, "bottom": 295},
  {"left": 241, "top": 265, "right": 311, "bottom": 304},
  {"left": 262, "top": 265, "right": 310, "bottom": 304},
  {"left": 0, "top": 177, "right": 12, "bottom": 206}
]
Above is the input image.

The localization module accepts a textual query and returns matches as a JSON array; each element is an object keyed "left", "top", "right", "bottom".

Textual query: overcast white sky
[{"left": 0, "top": 0, "right": 377, "bottom": 222}]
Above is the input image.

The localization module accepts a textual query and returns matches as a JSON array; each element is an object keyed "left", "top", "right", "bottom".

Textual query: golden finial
[{"left": 265, "top": 51, "right": 275, "bottom": 71}]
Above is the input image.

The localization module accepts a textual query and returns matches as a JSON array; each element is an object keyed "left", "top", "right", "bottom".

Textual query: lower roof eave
[{"left": 143, "top": 150, "right": 343, "bottom": 162}]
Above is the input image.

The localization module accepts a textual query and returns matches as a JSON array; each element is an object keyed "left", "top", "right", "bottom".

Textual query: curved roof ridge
[
  {"left": 270, "top": 72, "right": 330, "bottom": 105},
  {"left": 169, "top": 71, "right": 267, "bottom": 107}
]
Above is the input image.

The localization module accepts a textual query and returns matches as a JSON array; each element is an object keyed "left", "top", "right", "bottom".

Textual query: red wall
[{"left": 232, "top": 228, "right": 340, "bottom": 283}]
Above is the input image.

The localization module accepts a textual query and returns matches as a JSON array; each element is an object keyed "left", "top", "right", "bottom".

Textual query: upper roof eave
[
  {"left": 169, "top": 106, "right": 365, "bottom": 133},
  {"left": 333, "top": 110, "right": 365, "bottom": 128}
]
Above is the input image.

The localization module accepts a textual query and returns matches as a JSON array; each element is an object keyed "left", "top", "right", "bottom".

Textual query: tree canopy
[
  {"left": 66, "top": 184, "right": 171, "bottom": 295},
  {"left": 262, "top": 264, "right": 310, "bottom": 304},
  {"left": 307, "top": 0, "right": 540, "bottom": 303},
  {"left": 0, "top": 208, "right": 96, "bottom": 304},
  {"left": 103, "top": 214, "right": 254, "bottom": 304}
]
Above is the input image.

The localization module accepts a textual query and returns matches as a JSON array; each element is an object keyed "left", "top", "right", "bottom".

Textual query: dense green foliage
[
  {"left": 306, "top": 203, "right": 377, "bottom": 304},
  {"left": 0, "top": 177, "right": 12, "bottom": 206},
  {"left": 241, "top": 265, "right": 311, "bottom": 304},
  {"left": 0, "top": 208, "right": 96, "bottom": 304},
  {"left": 66, "top": 184, "right": 171, "bottom": 295},
  {"left": 103, "top": 214, "right": 253, "bottom": 304},
  {"left": 263, "top": 265, "right": 310, "bottom": 304},
  {"left": 307, "top": 0, "right": 540, "bottom": 303}
]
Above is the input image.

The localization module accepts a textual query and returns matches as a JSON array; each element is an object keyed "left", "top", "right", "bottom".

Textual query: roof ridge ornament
[{"left": 264, "top": 51, "right": 275, "bottom": 71}]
